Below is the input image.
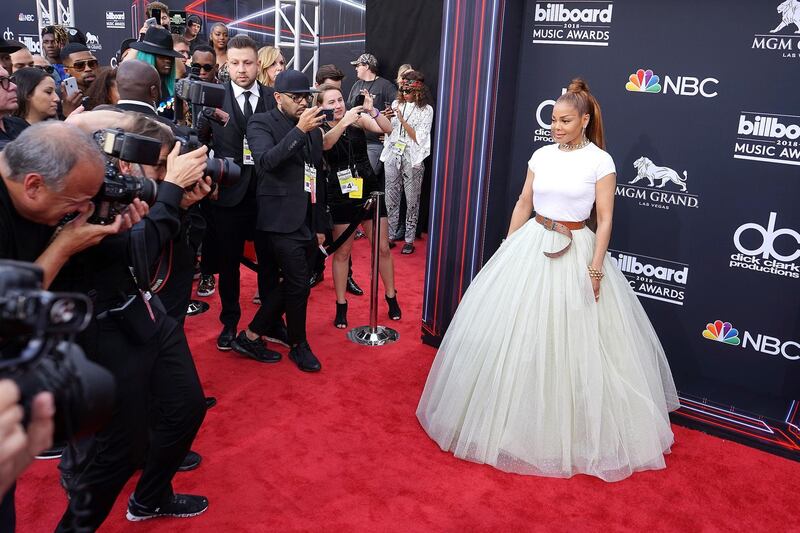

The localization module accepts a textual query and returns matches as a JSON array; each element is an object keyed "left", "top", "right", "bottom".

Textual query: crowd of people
[{"left": 0, "top": 3, "right": 434, "bottom": 531}]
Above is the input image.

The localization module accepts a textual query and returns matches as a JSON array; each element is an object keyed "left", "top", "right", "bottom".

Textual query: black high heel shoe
[
  {"left": 334, "top": 301, "right": 348, "bottom": 329},
  {"left": 385, "top": 293, "right": 401, "bottom": 320}
]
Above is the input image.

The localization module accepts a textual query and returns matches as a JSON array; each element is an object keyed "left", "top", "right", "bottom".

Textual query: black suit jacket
[
  {"left": 206, "top": 81, "right": 275, "bottom": 208},
  {"left": 114, "top": 101, "right": 177, "bottom": 132},
  {"left": 246, "top": 107, "right": 329, "bottom": 235}
]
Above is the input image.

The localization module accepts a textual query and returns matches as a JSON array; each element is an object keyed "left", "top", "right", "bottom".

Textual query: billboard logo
[
  {"left": 19, "top": 34, "right": 41, "bottom": 54},
  {"left": 734, "top": 112, "right": 800, "bottom": 166},
  {"left": 703, "top": 320, "right": 741, "bottom": 345},
  {"left": 106, "top": 10, "right": 126, "bottom": 29},
  {"left": 625, "top": 68, "right": 718, "bottom": 98},
  {"left": 18, "top": 13, "right": 35, "bottom": 22},
  {"left": 729, "top": 212, "right": 800, "bottom": 279},
  {"left": 608, "top": 250, "right": 689, "bottom": 305},
  {"left": 615, "top": 155, "right": 698, "bottom": 211},
  {"left": 532, "top": 2, "right": 613, "bottom": 47},
  {"left": 703, "top": 319, "right": 799, "bottom": 361}
]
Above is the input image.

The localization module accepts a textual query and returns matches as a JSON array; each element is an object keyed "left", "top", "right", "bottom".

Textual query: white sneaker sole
[{"left": 126, "top": 506, "right": 208, "bottom": 522}]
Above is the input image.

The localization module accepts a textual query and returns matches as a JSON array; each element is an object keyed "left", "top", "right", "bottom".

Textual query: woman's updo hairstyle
[{"left": 555, "top": 78, "right": 606, "bottom": 150}]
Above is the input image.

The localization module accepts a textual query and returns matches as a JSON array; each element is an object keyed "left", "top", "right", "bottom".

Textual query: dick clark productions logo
[{"left": 729, "top": 212, "right": 800, "bottom": 279}]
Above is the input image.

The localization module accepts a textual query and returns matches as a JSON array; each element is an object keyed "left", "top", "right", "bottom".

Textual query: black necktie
[{"left": 242, "top": 90, "right": 253, "bottom": 119}]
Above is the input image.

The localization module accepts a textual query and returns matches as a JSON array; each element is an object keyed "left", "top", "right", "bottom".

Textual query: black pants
[
  {"left": 212, "top": 198, "right": 256, "bottom": 329},
  {"left": 0, "top": 486, "right": 14, "bottom": 532},
  {"left": 56, "top": 312, "right": 205, "bottom": 532},
  {"left": 198, "top": 199, "right": 219, "bottom": 276},
  {"left": 248, "top": 231, "right": 315, "bottom": 345}
]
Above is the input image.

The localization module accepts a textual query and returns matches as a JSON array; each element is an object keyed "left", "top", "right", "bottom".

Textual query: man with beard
[{"left": 60, "top": 43, "right": 97, "bottom": 116}]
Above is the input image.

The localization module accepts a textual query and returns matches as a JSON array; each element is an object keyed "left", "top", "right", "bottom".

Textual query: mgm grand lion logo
[
  {"left": 771, "top": 0, "right": 800, "bottom": 33},
  {"left": 630, "top": 157, "right": 688, "bottom": 192}
]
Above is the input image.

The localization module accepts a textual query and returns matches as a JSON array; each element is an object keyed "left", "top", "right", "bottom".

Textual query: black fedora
[
  {"left": 0, "top": 39, "right": 24, "bottom": 54},
  {"left": 130, "top": 26, "right": 183, "bottom": 58},
  {"left": 274, "top": 70, "right": 318, "bottom": 94}
]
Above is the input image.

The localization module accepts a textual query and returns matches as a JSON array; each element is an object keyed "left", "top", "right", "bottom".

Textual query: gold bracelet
[{"left": 587, "top": 265, "right": 604, "bottom": 280}]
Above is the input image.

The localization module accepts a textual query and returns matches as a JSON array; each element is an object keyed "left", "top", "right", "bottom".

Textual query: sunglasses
[
  {"left": 196, "top": 63, "right": 214, "bottom": 72},
  {"left": 399, "top": 89, "right": 416, "bottom": 94},
  {"left": 0, "top": 76, "right": 15, "bottom": 91},
  {"left": 282, "top": 92, "right": 311, "bottom": 103},
  {"left": 35, "top": 65, "right": 55, "bottom": 74},
  {"left": 68, "top": 59, "right": 98, "bottom": 71}
]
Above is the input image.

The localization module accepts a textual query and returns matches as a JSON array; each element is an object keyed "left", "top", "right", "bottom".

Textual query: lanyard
[{"left": 399, "top": 103, "right": 416, "bottom": 139}]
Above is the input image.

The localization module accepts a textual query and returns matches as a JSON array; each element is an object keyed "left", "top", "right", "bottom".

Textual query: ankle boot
[
  {"left": 385, "top": 293, "right": 401, "bottom": 320},
  {"left": 334, "top": 301, "right": 348, "bottom": 328}
]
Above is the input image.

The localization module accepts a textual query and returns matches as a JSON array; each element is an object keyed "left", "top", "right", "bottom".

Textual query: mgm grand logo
[
  {"left": 751, "top": 0, "right": 800, "bottom": 60},
  {"left": 615, "top": 156, "right": 699, "bottom": 211}
]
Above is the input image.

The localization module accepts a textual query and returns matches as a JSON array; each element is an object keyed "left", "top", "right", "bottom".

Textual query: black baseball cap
[
  {"left": 274, "top": 70, "right": 318, "bottom": 94},
  {"left": 0, "top": 39, "right": 24, "bottom": 54}
]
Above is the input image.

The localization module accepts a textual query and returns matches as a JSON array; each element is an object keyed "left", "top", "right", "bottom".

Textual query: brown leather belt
[{"left": 534, "top": 214, "right": 586, "bottom": 258}]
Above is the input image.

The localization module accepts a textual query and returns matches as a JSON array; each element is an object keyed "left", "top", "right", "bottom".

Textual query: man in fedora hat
[
  {"left": 0, "top": 38, "right": 23, "bottom": 74},
  {"left": 243, "top": 69, "right": 329, "bottom": 373}
]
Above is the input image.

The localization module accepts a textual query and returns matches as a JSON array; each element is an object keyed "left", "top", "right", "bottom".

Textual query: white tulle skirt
[{"left": 416, "top": 218, "right": 680, "bottom": 482}]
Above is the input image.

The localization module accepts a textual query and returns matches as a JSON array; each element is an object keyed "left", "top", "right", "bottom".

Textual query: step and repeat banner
[
  {"left": 425, "top": 0, "right": 799, "bottom": 459},
  {"left": 2, "top": 0, "right": 365, "bottom": 89}
]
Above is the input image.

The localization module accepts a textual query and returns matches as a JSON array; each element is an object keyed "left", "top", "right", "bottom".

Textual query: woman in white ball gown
[{"left": 417, "top": 79, "right": 679, "bottom": 482}]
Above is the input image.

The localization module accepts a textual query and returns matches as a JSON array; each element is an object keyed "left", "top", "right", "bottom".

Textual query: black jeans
[
  {"left": 211, "top": 198, "right": 256, "bottom": 329},
  {"left": 56, "top": 312, "right": 205, "bottom": 532},
  {"left": 248, "top": 231, "right": 315, "bottom": 345}
]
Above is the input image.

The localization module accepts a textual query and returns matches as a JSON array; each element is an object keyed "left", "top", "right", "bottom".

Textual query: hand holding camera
[
  {"left": 165, "top": 142, "right": 207, "bottom": 189},
  {"left": 297, "top": 106, "right": 325, "bottom": 133},
  {"left": 180, "top": 176, "right": 213, "bottom": 209},
  {"left": 54, "top": 200, "right": 149, "bottom": 257},
  {"left": 0, "top": 380, "right": 54, "bottom": 498}
]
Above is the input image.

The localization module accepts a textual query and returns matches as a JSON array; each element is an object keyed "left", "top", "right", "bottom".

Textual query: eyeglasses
[
  {"left": 68, "top": 59, "right": 98, "bottom": 71},
  {"left": 282, "top": 93, "right": 310, "bottom": 103},
  {"left": 0, "top": 76, "right": 15, "bottom": 91},
  {"left": 35, "top": 65, "right": 55, "bottom": 74}
]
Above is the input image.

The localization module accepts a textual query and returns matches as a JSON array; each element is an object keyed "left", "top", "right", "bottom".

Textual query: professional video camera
[
  {"left": 0, "top": 261, "right": 115, "bottom": 441},
  {"left": 174, "top": 127, "right": 241, "bottom": 188},
  {"left": 89, "top": 129, "right": 161, "bottom": 225}
]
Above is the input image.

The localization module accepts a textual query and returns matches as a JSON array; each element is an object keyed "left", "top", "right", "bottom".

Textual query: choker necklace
[{"left": 558, "top": 137, "right": 591, "bottom": 151}]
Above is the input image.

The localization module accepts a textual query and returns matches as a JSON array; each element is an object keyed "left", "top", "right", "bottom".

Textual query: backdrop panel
[{"left": 424, "top": 0, "right": 800, "bottom": 459}]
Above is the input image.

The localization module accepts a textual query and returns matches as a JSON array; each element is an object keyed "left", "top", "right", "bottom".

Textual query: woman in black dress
[{"left": 316, "top": 84, "right": 400, "bottom": 328}]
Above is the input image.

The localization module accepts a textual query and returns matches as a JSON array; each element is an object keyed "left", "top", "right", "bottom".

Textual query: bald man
[{"left": 115, "top": 59, "right": 163, "bottom": 116}]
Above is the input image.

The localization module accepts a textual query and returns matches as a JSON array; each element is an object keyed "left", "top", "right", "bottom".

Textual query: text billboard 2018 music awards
[{"left": 502, "top": 0, "right": 800, "bottom": 458}]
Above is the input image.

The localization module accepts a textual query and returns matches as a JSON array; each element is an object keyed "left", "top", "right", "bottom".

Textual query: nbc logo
[
  {"left": 702, "top": 319, "right": 799, "bottom": 361},
  {"left": 18, "top": 13, "right": 35, "bottom": 22},
  {"left": 626, "top": 69, "right": 661, "bottom": 93},
  {"left": 624, "top": 68, "right": 719, "bottom": 98},
  {"left": 703, "top": 320, "right": 741, "bottom": 345}
]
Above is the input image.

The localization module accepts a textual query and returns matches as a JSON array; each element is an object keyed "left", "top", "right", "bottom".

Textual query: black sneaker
[
  {"left": 288, "top": 342, "right": 321, "bottom": 372},
  {"left": 264, "top": 321, "right": 290, "bottom": 347},
  {"left": 231, "top": 331, "right": 281, "bottom": 363},
  {"left": 126, "top": 493, "right": 208, "bottom": 522},
  {"left": 178, "top": 450, "right": 202, "bottom": 472},
  {"left": 216, "top": 325, "right": 236, "bottom": 351},
  {"left": 197, "top": 275, "right": 216, "bottom": 297}
]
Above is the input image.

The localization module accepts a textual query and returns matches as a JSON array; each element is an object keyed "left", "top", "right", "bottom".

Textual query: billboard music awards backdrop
[
  {"left": 424, "top": 0, "right": 799, "bottom": 459},
  {"left": 2, "top": 0, "right": 366, "bottom": 89}
]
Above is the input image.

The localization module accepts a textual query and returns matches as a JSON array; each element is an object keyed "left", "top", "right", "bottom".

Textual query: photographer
[{"left": 52, "top": 113, "right": 211, "bottom": 530}]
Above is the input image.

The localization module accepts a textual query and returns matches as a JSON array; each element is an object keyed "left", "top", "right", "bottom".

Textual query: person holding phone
[
  {"left": 380, "top": 70, "right": 434, "bottom": 255},
  {"left": 316, "top": 85, "right": 398, "bottom": 328},
  {"left": 60, "top": 43, "right": 98, "bottom": 116}
]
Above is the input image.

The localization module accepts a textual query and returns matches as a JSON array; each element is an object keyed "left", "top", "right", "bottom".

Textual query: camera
[
  {"left": 174, "top": 127, "right": 241, "bottom": 188},
  {"left": 175, "top": 78, "right": 226, "bottom": 108},
  {"left": 89, "top": 129, "right": 160, "bottom": 225},
  {"left": 0, "top": 260, "right": 115, "bottom": 441}
]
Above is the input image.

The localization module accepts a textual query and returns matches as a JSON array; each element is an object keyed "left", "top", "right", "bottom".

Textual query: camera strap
[
  {"left": 149, "top": 241, "right": 173, "bottom": 294},
  {"left": 129, "top": 224, "right": 156, "bottom": 321}
]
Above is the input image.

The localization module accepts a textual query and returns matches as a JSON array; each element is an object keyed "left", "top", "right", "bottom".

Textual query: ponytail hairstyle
[{"left": 555, "top": 78, "right": 605, "bottom": 150}]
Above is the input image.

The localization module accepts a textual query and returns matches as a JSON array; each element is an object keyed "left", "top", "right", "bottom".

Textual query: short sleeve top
[{"left": 527, "top": 142, "right": 616, "bottom": 222}]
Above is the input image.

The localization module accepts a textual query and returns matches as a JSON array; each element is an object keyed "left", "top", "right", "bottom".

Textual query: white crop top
[{"left": 527, "top": 142, "right": 616, "bottom": 222}]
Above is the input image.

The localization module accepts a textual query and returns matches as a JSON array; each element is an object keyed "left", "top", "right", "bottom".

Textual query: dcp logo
[
  {"left": 734, "top": 212, "right": 800, "bottom": 262},
  {"left": 3, "top": 27, "right": 14, "bottom": 41}
]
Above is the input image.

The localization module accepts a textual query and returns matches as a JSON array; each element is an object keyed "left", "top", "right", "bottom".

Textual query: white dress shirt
[{"left": 231, "top": 81, "right": 260, "bottom": 116}]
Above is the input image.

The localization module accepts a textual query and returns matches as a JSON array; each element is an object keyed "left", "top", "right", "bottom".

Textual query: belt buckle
[{"left": 546, "top": 217, "right": 556, "bottom": 231}]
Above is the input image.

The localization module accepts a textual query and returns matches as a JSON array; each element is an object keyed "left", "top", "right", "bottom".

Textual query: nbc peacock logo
[
  {"left": 626, "top": 69, "right": 661, "bottom": 93},
  {"left": 702, "top": 320, "right": 741, "bottom": 346}
]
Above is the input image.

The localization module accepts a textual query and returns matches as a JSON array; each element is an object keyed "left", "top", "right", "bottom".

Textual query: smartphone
[
  {"left": 353, "top": 94, "right": 365, "bottom": 107},
  {"left": 151, "top": 8, "right": 162, "bottom": 22},
  {"left": 144, "top": 17, "right": 157, "bottom": 28},
  {"left": 319, "top": 109, "right": 335, "bottom": 121},
  {"left": 63, "top": 77, "right": 80, "bottom": 98}
]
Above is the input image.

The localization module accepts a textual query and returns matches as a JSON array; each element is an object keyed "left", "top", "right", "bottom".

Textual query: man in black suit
[
  {"left": 196, "top": 35, "right": 287, "bottom": 356},
  {"left": 241, "top": 70, "right": 328, "bottom": 372}
]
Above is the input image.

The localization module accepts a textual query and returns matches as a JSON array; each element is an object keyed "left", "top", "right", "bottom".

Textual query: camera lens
[{"left": 206, "top": 157, "right": 240, "bottom": 188}]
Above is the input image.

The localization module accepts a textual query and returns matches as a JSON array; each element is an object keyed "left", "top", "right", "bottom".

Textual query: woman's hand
[
  {"left": 361, "top": 89, "right": 374, "bottom": 113},
  {"left": 342, "top": 106, "right": 363, "bottom": 127},
  {"left": 591, "top": 276, "right": 601, "bottom": 302}
]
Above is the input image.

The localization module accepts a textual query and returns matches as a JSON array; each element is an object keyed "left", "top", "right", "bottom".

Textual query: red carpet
[{"left": 16, "top": 236, "right": 800, "bottom": 531}]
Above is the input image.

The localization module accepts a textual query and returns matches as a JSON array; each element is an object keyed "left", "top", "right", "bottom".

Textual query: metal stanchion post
[{"left": 347, "top": 191, "right": 399, "bottom": 346}]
